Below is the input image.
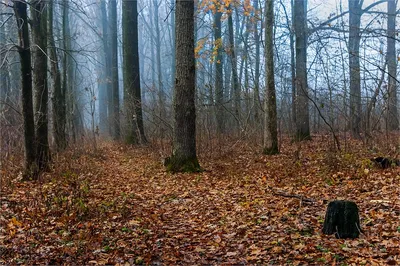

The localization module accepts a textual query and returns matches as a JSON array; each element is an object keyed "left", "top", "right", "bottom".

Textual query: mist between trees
[{"left": 0, "top": 0, "right": 399, "bottom": 176}]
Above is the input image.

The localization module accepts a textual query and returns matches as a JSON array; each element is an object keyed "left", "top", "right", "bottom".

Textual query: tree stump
[{"left": 322, "top": 200, "right": 361, "bottom": 239}]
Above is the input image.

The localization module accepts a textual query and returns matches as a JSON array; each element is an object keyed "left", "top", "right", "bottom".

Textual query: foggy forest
[{"left": 0, "top": 0, "right": 399, "bottom": 264}]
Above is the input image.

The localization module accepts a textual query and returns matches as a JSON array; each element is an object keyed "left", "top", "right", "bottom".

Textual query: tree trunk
[
  {"left": 227, "top": 6, "right": 240, "bottom": 129},
  {"left": 348, "top": 0, "right": 362, "bottom": 138},
  {"left": 0, "top": 23, "right": 9, "bottom": 105},
  {"left": 166, "top": 0, "right": 201, "bottom": 173},
  {"left": 98, "top": 1, "right": 108, "bottom": 135},
  {"left": 31, "top": 0, "right": 50, "bottom": 170},
  {"left": 290, "top": 0, "right": 296, "bottom": 131},
  {"left": 49, "top": 0, "right": 66, "bottom": 151},
  {"left": 109, "top": 0, "right": 120, "bottom": 140},
  {"left": 386, "top": 0, "right": 398, "bottom": 130},
  {"left": 100, "top": 0, "right": 112, "bottom": 136},
  {"left": 13, "top": 0, "right": 37, "bottom": 178},
  {"left": 263, "top": 0, "right": 279, "bottom": 155},
  {"left": 253, "top": 0, "right": 261, "bottom": 124},
  {"left": 153, "top": 0, "right": 165, "bottom": 134},
  {"left": 294, "top": 0, "right": 311, "bottom": 141},
  {"left": 322, "top": 200, "right": 361, "bottom": 239},
  {"left": 214, "top": 8, "right": 224, "bottom": 135},
  {"left": 122, "top": 0, "right": 147, "bottom": 144}
]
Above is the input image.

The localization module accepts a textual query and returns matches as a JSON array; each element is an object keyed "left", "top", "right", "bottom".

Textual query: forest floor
[{"left": 1, "top": 135, "right": 400, "bottom": 265}]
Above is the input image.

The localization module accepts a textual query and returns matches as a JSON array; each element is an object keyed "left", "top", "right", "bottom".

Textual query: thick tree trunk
[
  {"left": 49, "top": 0, "right": 66, "bottom": 151},
  {"left": 294, "top": 0, "right": 311, "bottom": 141},
  {"left": 214, "top": 8, "right": 224, "bottom": 135},
  {"left": 263, "top": 0, "right": 279, "bottom": 155},
  {"left": 122, "top": 0, "right": 147, "bottom": 144},
  {"left": 322, "top": 200, "right": 361, "bottom": 239},
  {"left": 13, "top": 0, "right": 37, "bottom": 178},
  {"left": 166, "top": 0, "right": 201, "bottom": 173},
  {"left": 386, "top": 0, "right": 398, "bottom": 130},
  {"left": 31, "top": 0, "right": 50, "bottom": 170},
  {"left": 109, "top": 0, "right": 120, "bottom": 140},
  {"left": 348, "top": 0, "right": 362, "bottom": 138}
]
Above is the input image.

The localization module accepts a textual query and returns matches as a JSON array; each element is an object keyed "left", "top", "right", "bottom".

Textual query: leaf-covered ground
[{"left": 1, "top": 137, "right": 400, "bottom": 265}]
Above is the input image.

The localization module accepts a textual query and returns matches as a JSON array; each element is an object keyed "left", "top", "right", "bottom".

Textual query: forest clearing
[{"left": 1, "top": 135, "right": 400, "bottom": 265}]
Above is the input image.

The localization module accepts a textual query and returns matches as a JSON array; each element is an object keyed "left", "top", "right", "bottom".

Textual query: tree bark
[
  {"left": 253, "top": 0, "right": 261, "bottom": 124},
  {"left": 122, "top": 0, "right": 147, "bottom": 144},
  {"left": 109, "top": 0, "right": 120, "bottom": 140},
  {"left": 214, "top": 7, "right": 224, "bottom": 135},
  {"left": 294, "top": 0, "right": 311, "bottom": 141},
  {"left": 100, "top": 0, "right": 112, "bottom": 136},
  {"left": 13, "top": 0, "right": 37, "bottom": 178},
  {"left": 153, "top": 0, "right": 165, "bottom": 136},
  {"left": 227, "top": 5, "right": 240, "bottom": 129},
  {"left": 386, "top": 0, "right": 398, "bottom": 130},
  {"left": 166, "top": 0, "right": 201, "bottom": 173},
  {"left": 263, "top": 0, "right": 279, "bottom": 155},
  {"left": 31, "top": 0, "right": 50, "bottom": 170},
  {"left": 49, "top": 0, "right": 66, "bottom": 151},
  {"left": 348, "top": 0, "right": 362, "bottom": 138},
  {"left": 322, "top": 200, "right": 361, "bottom": 239}
]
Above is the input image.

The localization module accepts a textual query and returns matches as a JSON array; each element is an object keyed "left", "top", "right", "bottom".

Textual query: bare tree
[
  {"left": 264, "top": 0, "right": 279, "bottom": 154},
  {"left": 13, "top": 0, "right": 37, "bottom": 178},
  {"left": 31, "top": 0, "right": 50, "bottom": 170},
  {"left": 214, "top": 4, "right": 224, "bottom": 135},
  {"left": 386, "top": 0, "right": 398, "bottom": 130},
  {"left": 109, "top": 0, "right": 120, "bottom": 140},
  {"left": 294, "top": 0, "right": 310, "bottom": 140},
  {"left": 49, "top": 0, "right": 66, "bottom": 151},
  {"left": 122, "top": 0, "right": 147, "bottom": 144}
]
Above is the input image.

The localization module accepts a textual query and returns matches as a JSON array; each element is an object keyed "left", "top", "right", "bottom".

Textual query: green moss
[
  {"left": 294, "top": 132, "right": 312, "bottom": 142},
  {"left": 263, "top": 146, "right": 279, "bottom": 155},
  {"left": 165, "top": 156, "right": 202, "bottom": 173}
]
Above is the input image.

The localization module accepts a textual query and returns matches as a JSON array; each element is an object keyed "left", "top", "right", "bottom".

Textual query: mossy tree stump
[{"left": 322, "top": 200, "right": 361, "bottom": 239}]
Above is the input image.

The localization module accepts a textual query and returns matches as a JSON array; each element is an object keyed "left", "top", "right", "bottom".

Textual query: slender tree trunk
[
  {"left": 386, "top": 0, "right": 398, "bottom": 130},
  {"left": 214, "top": 8, "right": 224, "bottom": 134},
  {"left": 253, "top": 0, "right": 261, "bottom": 124},
  {"left": 49, "top": 0, "right": 66, "bottom": 151},
  {"left": 63, "top": 0, "right": 77, "bottom": 142},
  {"left": 294, "top": 0, "right": 311, "bottom": 141},
  {"left": 227, "top": 5, "right": 240, "bottom": 129},
  {"left": 348, "top": 0, "right": 362, "bottom": 138},
  {"left": 101, "top": 1, "right": 112, "bottom": 136},
  {"left": 98, "top": 2, "right": 108, "bottom": 135},
  {"left": 290, "top": 0, "right": 296, "bottom": 130},
  {"left": 166, "top": 0, "right": 201, "bottom": 173},
  {"left": 31, "top": 0, "right": 50, "bottom": 170},
  {"left": 13, "top": 0, "right": 37, "bottom": 178},
  {"left": 122, "top": 0, "right": 147, "bottom": 144},
  {"left": 170, "top": 3, "right": 176, "bottom": 91},
  {"left": 0, "top": 24, "right": 9, "bottom": 105},
  {"left": 263, "top": 0, "right": 279, "bottom": 154},
  {"left": 154, "top": 0, "right": 164, "bottom": 129},
  {"left": 109, "top": 0, "right": 120, "bottom": 140}
]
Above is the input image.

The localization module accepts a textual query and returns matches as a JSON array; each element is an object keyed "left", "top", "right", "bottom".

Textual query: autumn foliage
[{"left": 1, "top": 135, "right": 399, "bottom": 264}]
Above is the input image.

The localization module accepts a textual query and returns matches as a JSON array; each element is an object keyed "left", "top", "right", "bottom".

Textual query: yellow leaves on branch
[
  {"left": 195, "top": 38, "right": 206, "bottom": 59},
  {"left": 200, "top": 0, "right": 253, "bottom": 16}
]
